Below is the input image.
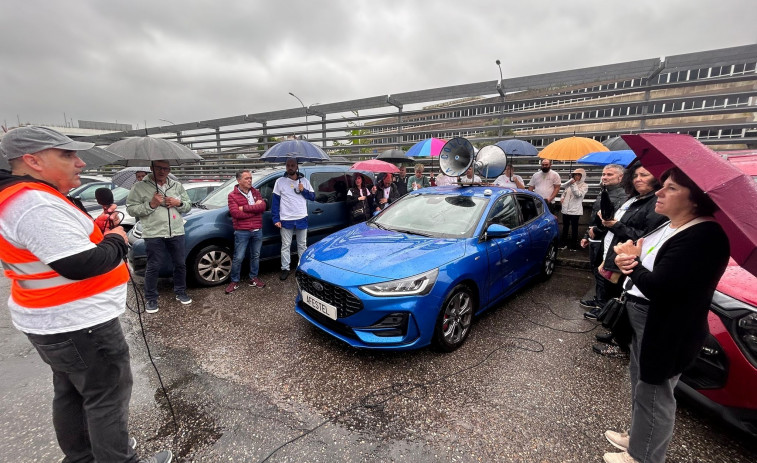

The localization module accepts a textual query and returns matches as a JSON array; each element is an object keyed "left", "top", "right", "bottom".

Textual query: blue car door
[
  {"left": 483, "top": 194, "right": 530, "bottom": 303},
  {"left": 517, "top": 194, "right": 552, "bottom": 278}
]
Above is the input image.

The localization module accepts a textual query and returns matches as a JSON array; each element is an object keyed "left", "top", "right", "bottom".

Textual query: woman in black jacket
[
  {"left": 346, "top": 173, "right": 373, "bottom": 224},
  {"left": 592, "top": 162, "right": 667, "bottom": 354},
  {"left": 602, "top": 167, "right": 730, "bottom": 463}
]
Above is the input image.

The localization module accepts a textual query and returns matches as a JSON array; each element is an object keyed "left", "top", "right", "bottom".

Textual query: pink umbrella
[
  {"left": 623, "top": 133, "right": 757, "bottom": 276},
  {"left": 350, "top": 159, "right": 400, "bottom": 174},
  {"left": 406, "top": 138, "right": 447, "bottom": 157}
]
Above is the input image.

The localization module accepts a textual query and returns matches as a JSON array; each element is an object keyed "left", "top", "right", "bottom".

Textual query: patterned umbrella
[
  {"left": 406, "top": 138, "right": 447, "bottom": 157},
  {"left": 111, "top": 166, "right": 178, "bottom": 189}
]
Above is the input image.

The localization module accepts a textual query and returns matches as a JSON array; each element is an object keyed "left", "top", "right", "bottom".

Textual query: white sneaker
[
  {"left": 605, "top": 430, "right": 629, "bottom": 451},
  {"left": 603, "top": 451, "right": 638, "bottom": 463}
]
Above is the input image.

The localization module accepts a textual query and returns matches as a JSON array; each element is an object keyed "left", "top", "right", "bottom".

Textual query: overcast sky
[{"left": 1, "top": 0, "right": 755, "bottom": 130}]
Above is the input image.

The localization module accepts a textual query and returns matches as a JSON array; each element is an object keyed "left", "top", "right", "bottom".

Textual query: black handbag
[{"left": 597, "top": 293, "right": 632, "bottom": 346}]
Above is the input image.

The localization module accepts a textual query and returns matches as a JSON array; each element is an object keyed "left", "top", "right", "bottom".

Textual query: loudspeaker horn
[
  {"left": 438, "top": 137, "right": 475, "bottom": 178},
  {"left": 474, "top": 145, "right": 507, "bottom": 178}
]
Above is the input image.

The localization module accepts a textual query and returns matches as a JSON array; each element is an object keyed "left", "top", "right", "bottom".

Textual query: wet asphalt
[{"left": 1, "top": 253, "right": 756, "bottom": 462}]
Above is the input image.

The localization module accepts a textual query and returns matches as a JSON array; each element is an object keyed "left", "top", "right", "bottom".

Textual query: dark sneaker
[
  {"left": 225, "top": 282, "right": 240, "bottom": 294},
  {"left": 145, "top": 300, "right": 158, "bottom": 314},
  {"left": 279, "top": 269, "right": 290, "bottom": 281},
  {"left": 579, "top": 298, "right": 599, "bottom": 309},
  {"left": 175, "top": 294, "right": 192, "bottom": 305},
  {"left": 250, "top": 277, "right": 266, "bottom": 288},
  {"left": 139, "top": 450, "right": 173, "bottom": 463},
  {"left": 584, "top": 307, "right": 601, "bottom": 320},
  {"left": 592, "top": 343, "right": 628, "bottom": 358},
  {"left": 595, "top": 331, "right": 615, "bottom": 344},
  {"left": 129, "top": 437, "right": 137, "bottom": 449}
]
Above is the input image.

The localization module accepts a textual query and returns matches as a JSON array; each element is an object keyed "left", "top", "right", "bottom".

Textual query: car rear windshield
[{"left": 373, "top": 193, "right": 488, "bottom": 238}]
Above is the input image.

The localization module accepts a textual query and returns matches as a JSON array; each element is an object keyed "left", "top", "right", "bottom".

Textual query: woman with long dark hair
[
  {"left": 603, "top": 167, "right": 730, "bottom": 463},
  {"left": 346, "top": 173, "right": 373, "bottom": 224}
]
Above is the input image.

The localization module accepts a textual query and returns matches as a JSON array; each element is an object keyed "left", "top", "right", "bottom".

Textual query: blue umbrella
[
  {"left": 577, "top": 150, "right": 636, "bottom": 167},
  {"left": 495, "top": 139, "right": 539, "bottom": 157},
  {"left": 260, "top": 139, "right": 330, "bottom": 163}
]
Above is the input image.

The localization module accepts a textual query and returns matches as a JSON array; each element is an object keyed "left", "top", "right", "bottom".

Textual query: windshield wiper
[{"left": 393, "top": 228, "right": 434, "bottom": 237}]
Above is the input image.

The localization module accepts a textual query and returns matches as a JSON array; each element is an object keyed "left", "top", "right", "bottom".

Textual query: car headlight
[
  {"left": 360, "top": 268, "right": 438, "bottom": 297},
  {"left": 737, "top": 312, "right": 757, "bottom": 361}
]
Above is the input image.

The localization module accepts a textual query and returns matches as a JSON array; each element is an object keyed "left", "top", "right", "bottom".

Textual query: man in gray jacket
[
  {"left": 579, "top": 164, "right": 628, "bottom": 315},
  {"left": 126, "top": 160, "right": 192, "bottom": 313}
]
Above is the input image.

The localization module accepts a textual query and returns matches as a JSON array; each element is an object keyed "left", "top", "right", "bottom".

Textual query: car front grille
[{"left": 295, "top": 270, "right": 363, "bottom": 318}]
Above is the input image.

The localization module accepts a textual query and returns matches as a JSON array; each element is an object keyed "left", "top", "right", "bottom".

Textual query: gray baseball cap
[{"left": 1, "top": 126, "right": 95, "bottom": 162}]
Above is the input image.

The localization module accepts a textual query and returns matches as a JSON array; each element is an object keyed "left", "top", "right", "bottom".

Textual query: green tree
[{"left": 332, "top": 111, "right": 374, "bottom": 156}]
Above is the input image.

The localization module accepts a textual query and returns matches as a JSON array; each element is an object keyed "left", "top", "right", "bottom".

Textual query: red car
[{"left": 678, "top": 259, "right": 757, "bottom": 437}]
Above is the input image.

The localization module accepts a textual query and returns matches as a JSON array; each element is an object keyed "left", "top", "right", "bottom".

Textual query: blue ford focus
[{"left": 295, "top": 185, "right": 559, "bottom": 351}]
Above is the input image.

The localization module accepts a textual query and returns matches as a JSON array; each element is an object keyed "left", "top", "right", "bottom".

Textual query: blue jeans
[
  {"left": 231, "top": 229, "right": 263, "bottom": 282},
  {"left": 144, "top": 235, "right": 187, "bottom": 302},
  {"left": 280, "top": 226, "right": 307, "bottom": 271},
  {"left": 25, "top": 318, "right": 137, "bottom": 463}
]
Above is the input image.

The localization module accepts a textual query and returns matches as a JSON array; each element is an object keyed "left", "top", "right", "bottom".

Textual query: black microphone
[
  {"left": 95, "top": 188, "right": 116, "bottom": 230},
  {"left": 95, "top": 187, "right": 114, "bottom": 211}
]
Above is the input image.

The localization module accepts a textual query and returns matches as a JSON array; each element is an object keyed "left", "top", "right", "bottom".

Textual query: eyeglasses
[{"left": 153, "top": 166, "right": 171, "bottom": 172}]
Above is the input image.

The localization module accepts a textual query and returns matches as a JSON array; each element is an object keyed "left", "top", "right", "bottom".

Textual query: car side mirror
[{"left": 485, "top": 223, "right": 511, "bottom": 239}]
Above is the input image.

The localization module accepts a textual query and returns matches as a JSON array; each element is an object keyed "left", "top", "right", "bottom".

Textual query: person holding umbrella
[
  {"left": 493, "top": 163, "right": 525, "bottom": 189},
  {"left": 603, "top": 167, "right": 730, "bottom": 463},
  {"left": 394, "top": 165, "right": 409, "bottom": 196},
  {"left": 126, "top": 160, "right": 192, "bottom": 313},
  {"left": 0, "top": 126, "right": 173, "bottom": 463},
  {"left": 272, "top": 157, "right": 315, "bottom": 281}
]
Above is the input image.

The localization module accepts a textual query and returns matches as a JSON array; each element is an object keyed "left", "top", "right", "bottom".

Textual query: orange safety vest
[{"left": 0, "top": 181, "right": 129, "bottom": 309}]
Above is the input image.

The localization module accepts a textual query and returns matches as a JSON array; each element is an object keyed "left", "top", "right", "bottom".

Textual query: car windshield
[
  {"left": 372, "top": 193, "right": 488, "bottom": 238},
  {"left": 112, "top": 187, "right": 130, "bottom": 202},
  {"left": 198, "top": 171, "right": 274, "bottom": 209}
]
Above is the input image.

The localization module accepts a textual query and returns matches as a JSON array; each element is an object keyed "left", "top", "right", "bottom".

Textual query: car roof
[{"left": 412, "top": 185, "right": 532, "bottom": 199}]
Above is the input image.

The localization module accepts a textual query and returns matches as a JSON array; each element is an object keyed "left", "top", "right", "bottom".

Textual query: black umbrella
[
  {"left": 375, "top": 149, "right": 410, "bottom": 164},
  {"left": 602, "top": 136, "right": 631, "bottom": 151}
]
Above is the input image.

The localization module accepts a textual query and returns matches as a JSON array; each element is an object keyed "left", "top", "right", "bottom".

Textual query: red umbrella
[
  {"left": 623, "top": 133, "right": 757, "bottom": 276},
  {"left": 350, "top": 159, "right": 400, "bottom": 174}
]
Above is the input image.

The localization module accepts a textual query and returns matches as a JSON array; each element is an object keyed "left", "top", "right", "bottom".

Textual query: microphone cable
[
  {"left": 258, "top": 335, "right": 544, "bottom": 463},
  {"left": 123, "top": 255, "right": 180, "bottom": 433}
]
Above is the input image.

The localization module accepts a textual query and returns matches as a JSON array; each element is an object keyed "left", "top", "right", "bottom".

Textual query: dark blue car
[
  {"left": 295, "top": 185, "right": 559, "bottom": 351},
  {"left": 128, "top": 165, "right": 374, "bottom": 286}
]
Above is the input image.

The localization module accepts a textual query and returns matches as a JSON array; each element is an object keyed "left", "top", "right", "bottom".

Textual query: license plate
[{"left": 302, "top": 290, "right": 338, "bottom": 320}]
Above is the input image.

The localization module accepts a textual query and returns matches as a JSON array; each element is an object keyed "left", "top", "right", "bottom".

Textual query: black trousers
[
  {"left": 25, "top": 317, "right": 136, "bottom": 463},
  {"left": 561, "top": 214, "right": 580, "bottom": 249}
]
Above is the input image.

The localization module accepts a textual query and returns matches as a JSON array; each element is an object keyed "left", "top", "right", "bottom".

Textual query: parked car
[
  {"left": 81, "top": 186, "right": 134, "bottom": 229},
  {"left": 78, "top": 174, "right": 110, "bottom": 185},
  {"left": 127, "top": 166, "right": 374, "bottom": 286},
  {"left": 184, "top": 181, "right": 223, "bottom": 205},
  {"left": 68, "top": 181, "right": 118, "bottom": 202},
  {"left": 294, "top": 185, "right": 559, "bottom": 351},
  {"left": 678, "top": 259, "right": 757, "bottom": 438}
]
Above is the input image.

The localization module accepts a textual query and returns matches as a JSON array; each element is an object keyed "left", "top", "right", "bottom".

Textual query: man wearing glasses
[
  {"left": 126, "top": 160, "right": 192, "bottom": 313},
  {"left": 528, "top": 159, "right": 562, "bottom": 215}
]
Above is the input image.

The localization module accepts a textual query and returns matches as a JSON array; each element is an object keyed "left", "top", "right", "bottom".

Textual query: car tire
[
  {"left": 540, "top": 242, "right": 557, "bottom": 280},
  {"left": 190, "top": 244, "right": 233, "bottom": 286},
  {"left": 432, "top": 284, "right": 474, "bottom": 352}
]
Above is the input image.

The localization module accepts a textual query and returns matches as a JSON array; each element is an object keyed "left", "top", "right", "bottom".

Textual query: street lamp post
[
  {"left": 288, "top": 91, "right": 308, "bottom": 127},
  {"left": 495, "top": 59, "right": 506, "bottom": 138}
]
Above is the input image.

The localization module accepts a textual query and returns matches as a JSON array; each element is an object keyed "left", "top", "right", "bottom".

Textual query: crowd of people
[{"left": 0, "top": 126, "right": 734, "bottom": 463}]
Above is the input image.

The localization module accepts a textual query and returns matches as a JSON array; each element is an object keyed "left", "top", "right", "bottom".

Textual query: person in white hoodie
[{"left": 560, "top": 167, "right": 588, "bottom": 250}]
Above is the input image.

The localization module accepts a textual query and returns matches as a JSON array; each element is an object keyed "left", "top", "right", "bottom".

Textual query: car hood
[{"left": 303, "top": 223, "right": 465, "bottom": 279}]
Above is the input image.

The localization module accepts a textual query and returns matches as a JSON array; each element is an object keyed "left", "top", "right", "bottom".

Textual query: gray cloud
[{"left": 1, "top": 0, "right": 755, "bottom": 129}]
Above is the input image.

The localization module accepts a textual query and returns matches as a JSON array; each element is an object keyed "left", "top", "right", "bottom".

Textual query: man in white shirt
[
  {"left": 272, "top": 158, "right": 315, "bottom": 280},
  {"left": 459, "top": 167, "right": 481, "bottom": 184},
  {"left": 528, "top": 159, "right": 561, "bottom": 214},
  {"left": 0, "top": 126, "right": 172, "bottom": 463},
  {"left": 494, "top": 163, "right": 525, "bottom": 189}
]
